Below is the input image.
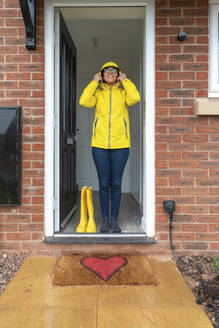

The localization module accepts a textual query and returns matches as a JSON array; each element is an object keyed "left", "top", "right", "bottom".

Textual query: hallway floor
[
  {"left": 0, "top": 256, "right": 213, "bottom": 327},
  {"left": 62, "top": 192, "right": 144, "bottom": 233}
]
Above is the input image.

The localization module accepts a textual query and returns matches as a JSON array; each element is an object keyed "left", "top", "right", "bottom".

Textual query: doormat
[{"left": 52, "top": 255, "right": 157, "bottom": 286}]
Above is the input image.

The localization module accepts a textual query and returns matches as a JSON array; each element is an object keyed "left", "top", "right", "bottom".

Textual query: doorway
[
  {"left": 44, "top": 0, "right": 155, "bottom": 240},
  {"left": 55, "top": 7, "right": 144, "bottom": 234}
]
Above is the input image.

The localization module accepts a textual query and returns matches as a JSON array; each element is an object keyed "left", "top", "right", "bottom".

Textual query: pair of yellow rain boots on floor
[{"left": 76, "top": 186, "right": 96, "bottom": 233}]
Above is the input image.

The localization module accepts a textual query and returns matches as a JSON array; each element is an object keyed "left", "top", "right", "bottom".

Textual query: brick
[
  {"left": 5, "top": 18, "right": 24, "bottom": 26},
  {"left": 156, "top": 81, "right": 181, "bottom": 89},
  {"left": 174, "top": 214, "right": 194, "bottom": 221},
  {"left": 157, "top": 169, "right": 180, "bottom": 178},
  {"left": 197, "top": 0, "right": 208, "bottom": 6},
  {"left": 170, "top": 35, "right": 194, "bottom": 44},
  {"left": 156, "top": 9, "right": 181, "bottom": 17},
  {"left": 182, "top": 152, "right": 207, "bottom": 160},
  {"left": 182, "top": 188, "right": 208, "bottom": 195},
  {"left": 184, "top": 45, "right": 208, "bottom": 53},
  {"left": 183, "top": 170, "right": 208, "bottom": 178},
  {"left": 169, "top": 72, "right": 194, "bottom": 80},
  {"left": 195, "top": 89, "right": 208, "bottom": 97},
  {"left": 156, "top": 187, "right": 181, "bottom": 195},
  {"left": 183, "top": 242, "right": 208, "bottom": 250},
  {"left": 184, "top": 9, "right": 208, "bottom": 17},
  {"left": 6, "top": 232, "right": 31, "bottom": 240},
  {"left": 173, "top": 233, "right": 195, "bottom": 241},
  {"left": 169, "top": 144, "right": 194, "bottom": 151},
  {"left": 183, "top": 135, "right": 208, "bottom": 142},
  {"left": 156, "top": 17, "right": 168, "bottom": 25},
  {"left": 170, "top": 127, "right": 193, "bottom": 134},
  {"left": 5, "top": 0, "right": 20, "bottom": 8},
  {"left": 5, "top": 215, "right": 30, "bottom": 222},
  {"left": 169, "top": 178, "right": 193, "bottom": 186},
  {"left": 169, "top": 54, "right": 194, "bottom": 62},
  {"left": 19, "top": 63, "right": 44, "bottom": 71},
  {"left": 170, "top": 108, "right": 194, "bottom": 115},
  {"left": 156, "top": 72, "right": 168, "bottom": 80},
  {"left": 156, "top": 99, "right": 181, "bottom": 107},
  {"left": 0, "top": 27, "right": 17, "bottom": 36},
  {"left": 183, "top": 81, "right": 208, "bottom": 89},
  {"left": 6, "top": 90, "right": 31, "bottom": 98},
  {"left": 182, "top": 224, "right": 207, "bottom": 232},
  {"left": 210, "top": 243, "right": 219, "bottom": 250},
  {"left": 156, "top": 63, "right": 181, "bottom": 71},
  {"left": 156, "top": 160, "right": 168, "bottom": 169},
  {"left": 169, "top": 18, "right": 194, "bottom": 25},
  {"left": 156, "top": 152, "right": 180, "bottom": 160},
  {"left": 210, "top": 170, "right": 219, "bottom": 177},
  {"left": 170, "top": 90, "right": 194, "bottom": 98},
  {"left": 19, "top": 80, "right": 44, "bottom": 89},
  {"left": 197, "top": 197, "right": 219, "bottom": 204},
  {"left": 210, "top": 188, "right": 219, "bottom": 195},
  {"left": 0, "top": 63, "right": 17, "bottom": 71},
  {"left": 196, "top": 233, "right": 219, "bottom": 241},
  {"left": 156, "top": 45, "right": 181, "bottom": 53},
  {"left": 209, "top": 224, "right": 219, "bottom": 232},
  {"left": 170, "top": 0, "right": 194, "bottom": 6},
  {"left": 32, "top": 232, "right": 44, "bottom": 240},
  {"left": 195, "top": 215, "right": 219, "bottom": 223},
  {"left": 169, "top": 160, "right": 194, "bottom": 168},
  {"left": 197, "top": 161, "right": 219, "bottom": 169},
  {"left": 196, "top": 18, "right": 208, "bottom": 26},
  {"left": 0, "top": 224, "right": 18, "bottom": 231},
  {"left": 196, "top": 36, "right": 208, "bottom": 44},
  {"left": 19, "top": 223, "right": 43, "bottom": 231},
  {"left": 183, "top": 205, "right": 208, "bottom": 213},
  {"left": 196, "top": 72, "right": 208, "bottom": 80},
  {"left": 156, "top": 135, "right": 181, "bottom": 142},
  {"left": 183, "top": 63, "right": 208, "bottom": 71},
  {"left": 197, "top": 143, "right": 219, "bottom": 151},
  {"left": 32, "top": 214, "right": 44, "bottom": 222},
  {"left": 19, "top": 206, "right": 43, "bottom": 213},
  {"left": 184, "top": 27, "right": 208, "bottom": 35}
]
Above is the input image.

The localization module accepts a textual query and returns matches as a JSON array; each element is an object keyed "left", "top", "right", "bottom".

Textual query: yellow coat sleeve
[
  {"left": 79, "top": 80, "right": 99, "bottom": 108},
  {"left": 122, "top": 79, "right": 141, "bottom": 106}
]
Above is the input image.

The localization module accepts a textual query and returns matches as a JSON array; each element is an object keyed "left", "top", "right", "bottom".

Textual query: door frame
[{"left": 44, "top": 0, "right": 155, "bottom": 238}]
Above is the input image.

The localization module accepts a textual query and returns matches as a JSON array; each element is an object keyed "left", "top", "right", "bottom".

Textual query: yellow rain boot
[
  {"left": 85, "top": 187, "right": 96, "bottom": 233},
  {"left": 76, "top": 186, "right": 88, "bottom": 233}
]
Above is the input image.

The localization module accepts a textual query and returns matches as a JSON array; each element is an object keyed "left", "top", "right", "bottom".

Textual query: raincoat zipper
[
  {"left": 123, "top": 117, "right": 128, "bottom": 138},
  {"left": 108, "top": 88, "right": 112, "bottom": 148},
  {"left": 94, "top": 117, "right": 98, "bottom": 138}
]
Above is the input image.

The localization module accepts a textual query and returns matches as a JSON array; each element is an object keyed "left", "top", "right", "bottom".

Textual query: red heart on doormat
[{"left": 81, "top": 256, "right": 128, "bottom": 281}]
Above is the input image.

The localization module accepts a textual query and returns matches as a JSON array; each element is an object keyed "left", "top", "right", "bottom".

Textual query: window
[{"left": 210, "top": 3, "right": 219, "bottom": 94}]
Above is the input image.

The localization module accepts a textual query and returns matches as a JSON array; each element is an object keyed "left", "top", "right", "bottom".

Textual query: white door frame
[{"left": 44, "top": 0, "right": 155, "bottom": 237}]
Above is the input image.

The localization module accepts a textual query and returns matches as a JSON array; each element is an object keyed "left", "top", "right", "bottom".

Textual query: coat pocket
[
  {"left": 94, "top": 117, "right": 99, "bottom": 138},
  {"left": 123, "top": 117, "right": 128, "bottom": 139}
]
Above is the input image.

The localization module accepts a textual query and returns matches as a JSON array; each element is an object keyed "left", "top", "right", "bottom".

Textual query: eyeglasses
[{"left": 103, "top": 67, "right": 118, "bottom": 73}]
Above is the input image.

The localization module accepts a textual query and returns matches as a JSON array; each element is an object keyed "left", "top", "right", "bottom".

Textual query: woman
[{"left": 79, "top": 61, "right": 140, "bottom": 233}]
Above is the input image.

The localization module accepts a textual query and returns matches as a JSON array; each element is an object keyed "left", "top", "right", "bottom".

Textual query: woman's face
[{"left": 103, "top": 67, "right": 118, "bottom": 85}]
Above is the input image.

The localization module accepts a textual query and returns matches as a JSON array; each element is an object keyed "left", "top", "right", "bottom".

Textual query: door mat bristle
[{"left": 52, "top": 254, "right": 157, "bottom": 286}]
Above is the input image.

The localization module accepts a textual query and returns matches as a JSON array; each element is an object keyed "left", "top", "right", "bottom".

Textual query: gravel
[
  {"left": 0, "top": 254, "right": 25, "bottom": 295},
  {"left": 175, "top": 256, "right": 219, "bottom": 328}
]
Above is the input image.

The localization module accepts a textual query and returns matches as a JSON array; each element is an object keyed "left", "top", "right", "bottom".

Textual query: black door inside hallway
[{"left": 59, "top": 13, "right": 77, "bottom": 226}]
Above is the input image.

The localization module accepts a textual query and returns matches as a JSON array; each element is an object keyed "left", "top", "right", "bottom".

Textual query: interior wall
[{"left": 64, "top": 14, "right": 143, "bottom": 195}]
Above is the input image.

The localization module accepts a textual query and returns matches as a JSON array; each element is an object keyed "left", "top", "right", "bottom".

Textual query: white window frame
[
  {"left": 209, "top": 3, "right": 219, "bottom": 96},
  {"left": 44, "top": 0, "right": 155, "bottom": 238}
]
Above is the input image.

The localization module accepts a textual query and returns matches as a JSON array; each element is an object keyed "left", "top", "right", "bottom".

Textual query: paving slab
[{"left": 0, "top": 256, "right": 213, "bottom": 328}]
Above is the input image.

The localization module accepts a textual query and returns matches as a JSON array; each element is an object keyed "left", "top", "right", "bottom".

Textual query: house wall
[{"left": 0, "top": 0, "right": 218, "bottom": 255}]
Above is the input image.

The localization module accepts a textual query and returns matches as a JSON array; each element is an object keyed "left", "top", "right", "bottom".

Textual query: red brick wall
[
  {"left": 0, "top": 0, "right": 45, "bottom": 251},
  {"left": 0, "top": 0, "right": 218, "bottom": 255},
  {"left": 155, "top": 0, "right": 219, "bottom": 253}
]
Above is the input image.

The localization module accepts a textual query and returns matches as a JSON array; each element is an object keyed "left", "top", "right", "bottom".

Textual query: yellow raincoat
[{"left": 79, "top": 62, "right": 140, "bottom": 149}]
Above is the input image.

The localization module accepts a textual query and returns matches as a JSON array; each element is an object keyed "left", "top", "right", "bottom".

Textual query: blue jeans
[{"left": 92, "top": 147, "right": 130, "bottom": 220}]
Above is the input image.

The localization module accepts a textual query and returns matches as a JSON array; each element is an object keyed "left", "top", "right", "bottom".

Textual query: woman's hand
[
  {"left": 117, "top": 73, "right": 127, "bottom": 81},
  {"left": 93, "top": 73, "right": 102, "bottom": 83}
]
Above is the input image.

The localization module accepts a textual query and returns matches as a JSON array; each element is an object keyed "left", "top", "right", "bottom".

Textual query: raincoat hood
[
  {"left": 99, "top": 61, "right": 122, "bottom": 75},
  {"left": 99, "top": 61, "right": 122, "bottom": 89}
]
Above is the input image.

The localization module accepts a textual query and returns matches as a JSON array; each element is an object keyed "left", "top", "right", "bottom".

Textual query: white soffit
[
  {"left": 209, "top": 0, "right": 219, "bottom": 3},
  {"left": 61, "top": 7, "right": 145, "bottom": 20}
]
